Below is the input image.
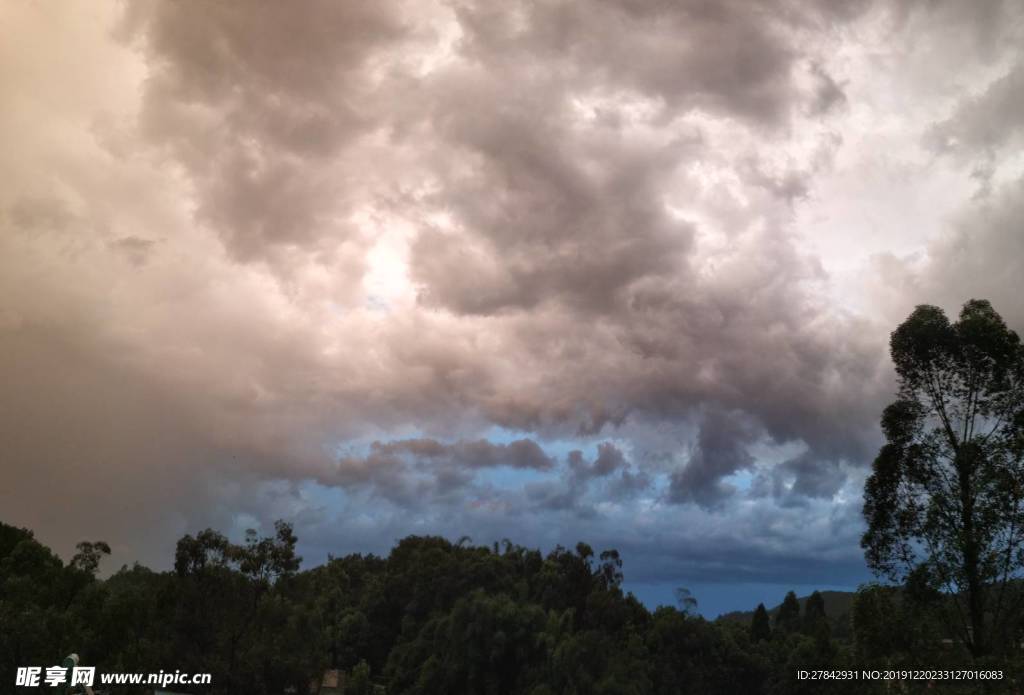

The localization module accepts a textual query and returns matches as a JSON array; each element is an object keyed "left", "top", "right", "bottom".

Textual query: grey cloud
[
  {"left": 380, "top": 437, "right": 555, "bottom": 471},
  {"left": 405, "top": 0, "right": 875, "bottom": 317},
  {"left": 567, "top": 442, "right": 647, "bottom": 492},
  {"left": 610, "top": 468, "right": 651, "bottom": 498},
  {"left": 386, "top": 25, "right": 890, "bottom": 460},
  {"left": 335, "top": 438, "right": 649, "bottom": 516},
  {"left": 768, "top": 452, "right": 848, "bottom": 505},
  {"left": 807, "top": 62, "right": 847, "bottom": 116},
  {"left": 927, "top": 60, "right": 1024, "bottom": 160},
  {"left": 589, "top": 442, "right": 628, "bottom": 478},
  {"left": 451, "top": 0, "right": 865, "bottom": 126},
  {"left": 408, "top": 104, "right": 698, "bottom": 315},
  {"left": 291, "top": 474, "right": 869, "bottom": 589},
  {"left": 8, "top": 0, "right": 1024, "bottom": 597},
  {"left": 789, "top": 460, "right": 847, "bottom": 499},
  {"left": 529, "top": 443, "right": 650, "bottom": 516},
  {"left": 892, "top": 0, "right": 1022, "bottom": 63},
  {"left": 912, "top": 0, "right": 1024, "bottom": 200},
  {"left": 614, "top": 225, "right": 888, "bottom": 459},
  {"left": 120, "top": 0, "right": 411, "bottom": 263},
  {"left": 739, "top": 157, "right": 813, "bottom": 203},
  {"left": 109, "top": 236, "right": 157, "bottom": 266},
  {"left": 916, "top": 175, "right": 1024, "bottom": 330},
  {"left": 334, "top": 437, "right": 554, "bottom": 504},
  {"left": 107, "top": 1, "right": 893, "bottom": 507},
  {"left": 120, "top": 0, "right": 873, "bottom": 283},
  {"left": 7, "top": 196, "right": 75, "bottom": 232},
  {"left": 865, "top": 175, "right": 1024, "bottom": 336},
  {"left": 668, "top": 408, "right": 757, "bottom": 507}
]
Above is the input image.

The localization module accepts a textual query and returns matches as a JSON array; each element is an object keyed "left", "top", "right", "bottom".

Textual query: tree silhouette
[
  {"left": 803, "top": 591, "right": 826, "bottom": 632},
  {"left": 803, "top": 590, "right": 831, "bottom": 654},
  {"left": 70, "top": 541, "right": 110, "bottom": 576},
  {"left": 675, "top": 586, "right": 698, "bottom": 616},
  {"left": 862, "top": 299, "right": 1024, "bottom": 656},
  {"left": 750, "top": 602, "right": 771, "bottom": 642},
  {"left": 775, "top": 591, "right": 801, "bottom": 635}
]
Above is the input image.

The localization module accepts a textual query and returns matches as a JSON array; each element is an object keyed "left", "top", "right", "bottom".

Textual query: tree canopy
[
  {"left": 862, "top": 299, "right": 1024, "bottom": 656},
  {"left": 0, "top": 519, "right": 889, "bottom": 695},
  {"left": 774, "top": 591, "right": 801, "bottom": 635},
  {"left": 750, "top": 603, "right": 771, "bottom": 642}
]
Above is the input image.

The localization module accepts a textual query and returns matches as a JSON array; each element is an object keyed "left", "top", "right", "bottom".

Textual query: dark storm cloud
[
  {"left": 115, "top": 0, "right": 894, "bottom": 479},
  {"left": 407, "top": 126, "right": 697, "bottom": 315},
  {"left": 449, "top": 0, "right": 798, "bottom": 124},
  {"left": 5, "top": 0, "right": 1024, "bottom": 596},
  {"left": 668, "top": 408, "right": 757, "bottom": 507},
  {"left": 359, "top": 437, "right": 554, "bottom": 473},
  {"left": 779, "top": 452, "right": 849, "bottom": 502},
  {"left": 404, "top": 0, "right": 874, "bottom": 316},
  {"left": 526, "top": 442, "right": 650, "bottom": 516},
  {"left": 573, "top": 442, "right": 628, "bottom": 480},
  {"left": 335, "top": 438, "right": 651, "bottom": 513},
  {"left": 119, "top": 0, "right": 871, "bottom": 282},
  {"left": 386, "top": 0, "right": 892, "bottom": 489},
  {"left": 119, "top": 0, "right": 411, "bottom": 262},
  {"left": 565, "top": 442, "right": 649, "bottom": 498},
  {"left": 334, "top": 438, "right": 554, "bottom": 504}
]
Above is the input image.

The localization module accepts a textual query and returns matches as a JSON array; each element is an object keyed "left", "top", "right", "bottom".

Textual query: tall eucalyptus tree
[{"left": 863, "top": 299, "right": 1024, "bottom": 656}]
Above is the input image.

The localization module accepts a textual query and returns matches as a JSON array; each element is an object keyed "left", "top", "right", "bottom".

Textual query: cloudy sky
[{"left": 2, "top": 0, "right": 1024, "bottom": 616}]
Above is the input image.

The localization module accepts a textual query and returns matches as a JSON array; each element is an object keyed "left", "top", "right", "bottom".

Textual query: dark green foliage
[
  {"left": 862, "top": 299, "right": 1024, "bottom": 657},
  {"left": 803, "top": 592, "right": 825, "bottom": 627},
  {"left": 386, "top": 590, "right": 549, "bottom": 694},
  {"left": 750, "top": 603, "right": 771, "bottom": 642},
  {"left": 16, "top": 518, "right": 1024, "bottom": 695},
  {"left": 348, "top": 660, "right": 372, "bottom": 695},
  {"left": 70, "top": 541, "right": 111, "bottom": 576},
  {"left": 720, "top": 591, "right": 855, "bottom": 643},
  {"left": 802, "top": 592, "right": 829, "bottom": 645},
  {"left": 0, "top": 525, "right": 69, "bottom": 690},
  {"left": 774, "top": 591, "right": 801, "bottom": 635}
]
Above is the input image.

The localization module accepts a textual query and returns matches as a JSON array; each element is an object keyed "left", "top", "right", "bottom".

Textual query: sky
[{"left": 2, "top": 0, "right": 1024, "bottom": 618}]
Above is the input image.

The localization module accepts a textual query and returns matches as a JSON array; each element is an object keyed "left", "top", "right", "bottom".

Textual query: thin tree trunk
[{"left": 959, "top": 446, "right": 987, "bottom": 657}]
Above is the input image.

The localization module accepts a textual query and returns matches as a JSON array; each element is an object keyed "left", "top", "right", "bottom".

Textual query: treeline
[{"left": 0, "top": 521, "right": 1018, "bottom": 694}]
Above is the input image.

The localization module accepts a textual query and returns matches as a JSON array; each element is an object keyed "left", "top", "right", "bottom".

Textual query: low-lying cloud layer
[{"left": 2, "top": 0, "right": 1023, "bottom": 607}]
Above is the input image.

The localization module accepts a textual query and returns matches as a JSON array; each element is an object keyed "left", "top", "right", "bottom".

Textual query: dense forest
[{"left": 2, "top": 520, "right": 1021, "bottom": 695}]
